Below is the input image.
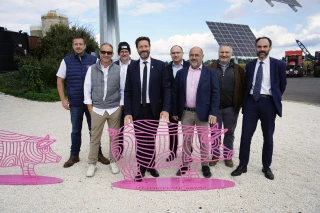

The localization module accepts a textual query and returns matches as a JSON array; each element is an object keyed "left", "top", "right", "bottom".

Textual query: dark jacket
[
  {"left": 124, "top": 58, "right": 171, "bottom": 120},
  {"left": 172, "top": 65, "right": 220, "bottom": 121},
  {"left": 208, "top": 60, "right": 246, "bottom": 113},
  {"left": 165, "top": 60, "right": 190, "bottom": 113},
  {"left": 65, "top": 52, "right": 97, "bottom": 107},
  {"left": 244, "top": 57, "right": 286, "bottom": 117}
]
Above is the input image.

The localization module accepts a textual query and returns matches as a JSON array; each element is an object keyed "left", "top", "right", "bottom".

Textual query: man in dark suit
[
  {"left": 124, "top": 36, "right": 170, "bottom": 180},
  {"left": 172, "top": 46, "right": 220, "bottom": 178},
  {"left": 165, "top": 45, "right": 190, "bottom": 162},
  {"left": 231, "top": 36, "right": 287, "bottom": 180}
]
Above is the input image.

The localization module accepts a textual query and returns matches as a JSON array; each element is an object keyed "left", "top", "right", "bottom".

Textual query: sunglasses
[{"left": 100, "top": 51, "right": 113, "bottom": 55}]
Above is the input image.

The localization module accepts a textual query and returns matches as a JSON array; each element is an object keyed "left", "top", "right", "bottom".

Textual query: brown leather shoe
[
  {"left": 98, "top": 155, "right": 110, "bottom": 165},
  {"left": 63, "top": 156, "right": 80, "bottom": 168},
  {"left": 224, "top": 159, "right": 234, "bottom": 168},
  {"left": 209, "top": 155, "right": 218, "bottom": 166}
]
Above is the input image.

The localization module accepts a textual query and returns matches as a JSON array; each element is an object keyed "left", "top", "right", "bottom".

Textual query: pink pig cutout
[
  {"left": 0, "top": 130, "right": 62, "bottom": 176},
  {"left": 108, "top": 120, "right": 234, "bottom": 182}
]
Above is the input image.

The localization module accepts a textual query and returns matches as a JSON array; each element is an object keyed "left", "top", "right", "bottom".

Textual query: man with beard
[
  {"left": 114, "top": 42, "right": 136, "bottom": 155},
  {"left": 208, "top": 44, "right": 246, "bottom": 168},
  {"left": 124, "top": 36, "right": 170, "bottom": 181},
  {"left": 165, "top": 45, "right": 190, "bottom": 162},
  {"left": 172, "top": 46, "right": 219, "bottom": 178},
  {"left": 84, "top": 43, "right": 124, "bottom": 177},
  {"left": 231, "top": 37, "right": 287, "bottom": 180},
  {"left": 57, "top": 36, "right": 109, "bottom": 168}
]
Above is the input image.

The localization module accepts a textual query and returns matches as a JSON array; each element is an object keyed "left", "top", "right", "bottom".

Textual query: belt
[
  {"left": 220, "top": 105, "right": 232, "bottom": 109},
  {"left": 140, "top": 103, "right": 150, "bottom": 107},
  {"left": 250, "top": 94, "right": 272, "bottom": 99},
  {"left": 260, "top": 94, "right": 272, "bottom": 99},
  {"left": 184, "top": 107, "right": 196, "bottom": 112}
]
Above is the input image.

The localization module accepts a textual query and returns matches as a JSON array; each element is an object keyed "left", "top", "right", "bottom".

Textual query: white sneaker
[
  {"left": 86, "top": 164, "right": 97, "bottom": 177},
  {"left": 110, "top": 160, "right": 120, "bottom": 174}
]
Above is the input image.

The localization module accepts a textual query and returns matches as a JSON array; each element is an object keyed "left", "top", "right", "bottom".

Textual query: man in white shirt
[{"left": 84, "top": 43, "right": 124, "bottom": 177}]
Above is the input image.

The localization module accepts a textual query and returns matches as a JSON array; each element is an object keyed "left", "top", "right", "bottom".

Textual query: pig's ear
[
  {"left": 211, "top": 123, "right": 219, "bottom": 129},
  {"left": 108, "top": 128, "right": 117, "bottom": 137},
  {"left": 37, "top": 135, "right": 55, "bottom": 149}
]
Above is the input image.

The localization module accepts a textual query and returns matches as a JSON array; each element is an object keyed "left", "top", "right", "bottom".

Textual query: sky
[{"left": 0, "top": 0, "right": 319, "bottom": 62}]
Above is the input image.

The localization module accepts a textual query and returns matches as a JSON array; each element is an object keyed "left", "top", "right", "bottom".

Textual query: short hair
[
  {"left": 256, "top": 36, "right": 272, "bottom": 47},
  {"left": 72, "top": 35, "right": 85, "bottom": 45},
  {"left": 219, "top": 44, "right": 233, "bottom": 53},
  {"left": 170, "top": 45, "right": 183, "bottom": 53},
  {"left": 100, "top": 42, "right": 113, "bottom": 51},
  {"left": 135, "top": 36, "right": 150, "bottom": 48}
]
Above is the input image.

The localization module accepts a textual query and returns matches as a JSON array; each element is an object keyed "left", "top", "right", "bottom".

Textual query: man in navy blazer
[
  {"left": 124, "top": 36, "right": 170, "bottom": 180},
  {"left": 172, "top": 46, "right": 220, "bottom": 178},
  {"left": 165, "top": 45, "right": 190, "bottom": 162},
  {"left": 231, "top": 36, "right": 287, "bottom": 180}
]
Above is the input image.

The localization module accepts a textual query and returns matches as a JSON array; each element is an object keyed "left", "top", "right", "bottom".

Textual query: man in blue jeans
[{"left": 57, "top": 35, "right": 109, "bottom": 168}]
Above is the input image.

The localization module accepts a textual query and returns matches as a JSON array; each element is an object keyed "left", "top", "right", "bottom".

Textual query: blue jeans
[{"left": 70, "top": 105, "right": 103, "bottom": 157}]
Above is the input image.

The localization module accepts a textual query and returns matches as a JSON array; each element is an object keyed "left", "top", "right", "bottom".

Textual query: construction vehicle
[{"left": 285, "top": 50, "right": 304, "bottom": 77}]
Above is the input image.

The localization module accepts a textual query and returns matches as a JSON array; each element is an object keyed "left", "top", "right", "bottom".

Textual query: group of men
[{"left": 57, "top": 35, "right": 286, "bottom": 181}]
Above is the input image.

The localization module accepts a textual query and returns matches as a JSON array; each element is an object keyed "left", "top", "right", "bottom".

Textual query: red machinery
[{"left": 285, "top": 50, "right": 304, "bottom": 77}]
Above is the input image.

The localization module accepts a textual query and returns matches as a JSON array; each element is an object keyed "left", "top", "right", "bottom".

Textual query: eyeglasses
[
  {"left": 171, "top": 52, "right": 182, "bottom": 55},
  {"left": 100, "top": 51, "right": 113, "bottom": 55}
]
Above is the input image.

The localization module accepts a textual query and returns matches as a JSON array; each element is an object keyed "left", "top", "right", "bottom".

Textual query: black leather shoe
[
  {"left": 231, "top": 165, "right": 247, "bottom": 176},
  {"left": 176, "top": 166, "right": 189, "bottom": 176},
  {"left": 202, "top": 166, "right": 212, "bottom": 178},
  {"left": 262, "top": 167, "right": 274, "bottom": 180},
  {"left": 147, "top": 169, "right": 159, "bottom": 177}
]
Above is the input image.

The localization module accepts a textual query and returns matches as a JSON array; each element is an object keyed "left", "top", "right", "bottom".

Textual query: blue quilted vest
[{"left": 64, "top": 52, "right": 97, "bottom": 107}]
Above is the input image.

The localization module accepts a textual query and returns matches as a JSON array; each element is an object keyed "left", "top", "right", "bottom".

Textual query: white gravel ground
[{"left": 0, "top": 92, "right": 319, "bottom": 213}]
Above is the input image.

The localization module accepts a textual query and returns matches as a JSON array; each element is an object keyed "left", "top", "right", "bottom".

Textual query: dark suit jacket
[
  {"left": 124, "top": 58, "right": 171, "bottom": 119},
  {"left": 172, "top": 65, "right": 220, "bottom": 121},
  {"left": 165, "top": 60, "right": 190, "bottom": 114},
  {"left": 244, "top": 57, "right": 287, "bottom": 117}
]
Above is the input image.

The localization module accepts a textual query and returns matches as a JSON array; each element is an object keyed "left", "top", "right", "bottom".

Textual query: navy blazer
[
  {"left": 172, "top": 65, "right": 220, "bottom": 121},
  {"left": 165, "top": 60, "right": 190, "bottom": 87},
  {"left": 124, "top": 58, "right": 171, "bottom": 119},
  {"left": 244, "top": 57, "right": 287, "bottom": 117}
]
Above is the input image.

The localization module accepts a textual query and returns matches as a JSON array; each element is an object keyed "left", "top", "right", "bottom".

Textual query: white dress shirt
[
  {"left": 119, "top": 59, "right": 131, "bottom": 100},
  {"left": 250, "top": 56, "right": 272, "bottom": 96},
  {"left": 83, "top": 62, "right": 124, "bottom": 116},
  {"left": 140, "top": 57, "right": 151, "bottom": 104}
]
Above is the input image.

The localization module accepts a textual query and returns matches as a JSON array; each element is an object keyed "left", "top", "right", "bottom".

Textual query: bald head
[{"left": 189, "top": 46, "right": 204, "bottom": 69}]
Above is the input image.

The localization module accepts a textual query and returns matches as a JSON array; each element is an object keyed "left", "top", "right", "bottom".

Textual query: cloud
[
  {"left": 222, "top": 1, "right": 246, "bottom": 20},
  {"left": 130, "top": 32, "right": 219, "bottom": 62}
]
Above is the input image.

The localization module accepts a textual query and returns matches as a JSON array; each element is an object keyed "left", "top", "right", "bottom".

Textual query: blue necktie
[{"left": 253, "top": 61, "right": 264, "bottom": 101}]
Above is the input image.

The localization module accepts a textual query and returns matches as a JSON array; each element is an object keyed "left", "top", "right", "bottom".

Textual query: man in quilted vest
[{"left": 57, "top": 36, "right": 109, "bottom": 168}]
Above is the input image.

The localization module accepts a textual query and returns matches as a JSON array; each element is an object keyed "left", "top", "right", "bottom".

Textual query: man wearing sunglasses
[
  {"left": 56, "top": 36, "right": 109, "bottom": 168},
  {"left": 124, "top": 36, "right": 170, "bottom": 181},
  {"left": 84, "top": 43, "right": 124, "bottom": 177}
]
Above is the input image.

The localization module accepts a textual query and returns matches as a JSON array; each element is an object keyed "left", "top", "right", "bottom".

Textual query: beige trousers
[
  {"left": 88, "top": 108, "right": 121, "bottom": 164},
  {"left": 181, "top": 110, "right": 209, "bottom": 166}
]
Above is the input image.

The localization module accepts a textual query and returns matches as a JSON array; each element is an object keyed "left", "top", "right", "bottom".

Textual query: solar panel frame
[
  {"left": 206, "top": 21, "right": 257, "bottom": 57},
  {"left": 272, "top": 0, "right": 302, "bottom": 7}
]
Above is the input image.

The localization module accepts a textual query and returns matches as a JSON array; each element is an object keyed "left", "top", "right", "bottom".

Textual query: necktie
[
  {"left": 142, "top": 61, "right": 147, "bottom": 105},
  {"left": 252, "top": 61, "right": 264, "bottom": 101}
]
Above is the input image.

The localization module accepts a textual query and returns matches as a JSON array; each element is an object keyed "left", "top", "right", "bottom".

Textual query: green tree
[{"left": 0, "top": 23, "right": 99, "bottom": 101}]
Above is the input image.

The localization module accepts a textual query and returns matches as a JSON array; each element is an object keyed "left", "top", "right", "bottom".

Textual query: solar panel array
[
  {"left": 272, "top": 0, "right": 302, "bottom": 7},
  {"left": 206, "top": 21, "right": 256, "bottom": 57}
]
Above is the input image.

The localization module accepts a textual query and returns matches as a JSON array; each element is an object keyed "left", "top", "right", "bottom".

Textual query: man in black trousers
[
  {"left": 124, "top": 36, "right": 170, "bottom": 181},
  {"left": 166, "top": 45, "right": 190, "bottom": 162}
]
